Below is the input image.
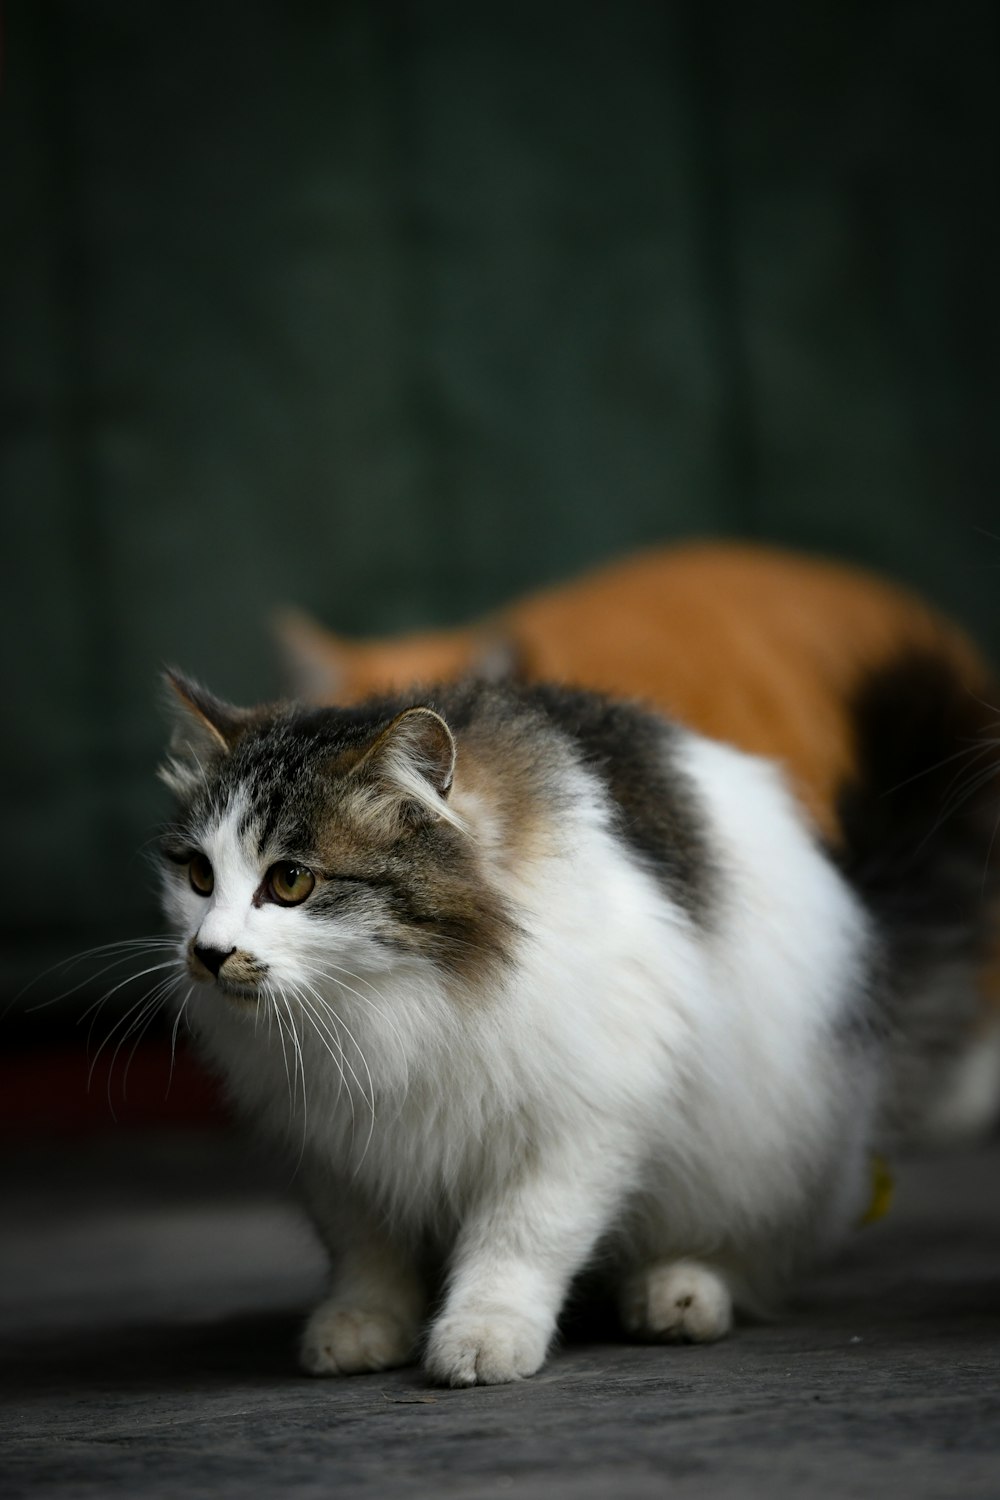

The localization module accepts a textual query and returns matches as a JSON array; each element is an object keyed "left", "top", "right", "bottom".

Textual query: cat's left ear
[
  {"left": 354, "top": 706, "right": 460, "bottom": 829},
  {"left": 160, "top": 670, "right": 256, "bottom": 793}
]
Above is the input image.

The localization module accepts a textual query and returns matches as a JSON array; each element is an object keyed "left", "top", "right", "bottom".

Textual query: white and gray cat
[{"left": 157, "top": 656, "right": 996, "bottom": 1386}]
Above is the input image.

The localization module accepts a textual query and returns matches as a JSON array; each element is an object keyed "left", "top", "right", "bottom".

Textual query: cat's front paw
[
  {"left": 301, "top": 1299, "right": 417, "bottom": 1377},
  {"left": 619, "top": 1259, "right": 732, "bottom": 1344},
  {"left": 424, "top": 1309, "right": 551, "bottom": 1387}
]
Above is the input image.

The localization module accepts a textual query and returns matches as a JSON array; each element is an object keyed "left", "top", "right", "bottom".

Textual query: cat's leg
[
  {"left": 300, "top": 1175, "right": 425, "bottom": 1377},
  {"left": 424, "top": 1142, "right": 627, "bottom": 1387},
  {"left": 618, "top": 1258, "right": 733, "bottom": 1344}
]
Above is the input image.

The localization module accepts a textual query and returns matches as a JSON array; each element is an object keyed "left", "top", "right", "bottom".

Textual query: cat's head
[{"left": 157, "top": 672, "right": 513, "bottom": 1016}]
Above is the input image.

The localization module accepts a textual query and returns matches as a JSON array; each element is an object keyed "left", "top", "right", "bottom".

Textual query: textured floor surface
[{"left": 1, "top": 1129, "right": 998, "bottom": 1499}]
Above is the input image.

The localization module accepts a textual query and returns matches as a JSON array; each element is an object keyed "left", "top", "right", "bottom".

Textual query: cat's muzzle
[{"left": 188, "top": 941, "right": 269, "bottom": 999}]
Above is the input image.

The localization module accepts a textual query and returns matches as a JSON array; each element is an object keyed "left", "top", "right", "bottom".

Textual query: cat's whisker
[
  {"left": 312, "top": 993, "right": 350, "bottom": 1116},
  {"left": 296, "top": 981, "right": 377, "bottom": 1168},
  {"left": 167, "top": 987, "right": 194, "bottom": 1095},
  {"left": 291, "top": 984, "right": 359, "bottom": 1138},
  {"left": 883, "top": 735, "right": 998, "bottom": 799},
  {"left": 937, "top": 741, "right": 997, "bottom": 814},
  {"left": 24, "top": 936, "right": 179, "bottom": 980},
  {"left": 86, "top": 970, "right": 182, "bottom": 1112},
  {"left": 302, "top": 960, "right": 407, "bottom": 1059},
  {"left": 295, "top": 984, "right": 374, "bottom": 1160},
  {"left": 286, "top": 982, "right": 351, "bottom": 1111},
  {"left": 18, "top": 940, "right": 180, "bottom": 1018},
  {"left": 299, "top": 982, "right": 375, "bottom": 1120},
  {"left": 281, "top": 994, "right": 301, "bottom": 1106},
  {"left": 290, "top": 995, "right": 308, "bottom": 1120},
  {"left": 278, "top": 985, "right": 309, "bottom": 1169},
  {"left": 916, "top": 743, "right": 1000, "bottom": 855},
  {"left": 82, "top": 959, "right": 185, "bottom": 1063},
  {"left": 301, "top": 963, "right": 411, "bottom": 1120},
  {"left": 268, "top": 981, "right": 295, "bottom": 1120},
  {"left": 944, "top": 760, "right": 1000, "bottom": 830},
  {"left": 118, "top": 976, "right": 183, "bottom": 1105},
  {"left": 83, "top": 962, "right": 187, "bottom": 1068},
  {"left": 102, "top": 994, "right": 160, "bottom": 1112},
  {"left": 302, "top": 957, "right": 394, "bottom": 1011},
  {"left": 77, "top": 958, "right": 185, "bottom": 1028},
  {"left": 983, "top": 802, "right": 1000, "bottom": 893}
]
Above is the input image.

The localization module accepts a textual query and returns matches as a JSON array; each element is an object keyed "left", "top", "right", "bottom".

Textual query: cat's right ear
[
  {"left": 159, "top": 670, "right": 251, "bottom": 793},
  {"left": 349, "top": 706, "right": 465, "bottom": 835}
]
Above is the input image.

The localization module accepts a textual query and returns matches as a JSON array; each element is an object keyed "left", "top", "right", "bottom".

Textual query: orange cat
[
  {"left": 276, "top": 542, "right": 988, "bottom": 844},
  {"left": 277, "top": 541, "right": 1000, "bottom": 1143}
]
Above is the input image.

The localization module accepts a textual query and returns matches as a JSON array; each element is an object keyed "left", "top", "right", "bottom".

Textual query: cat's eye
[
  {"left": 267, "top": 862, "right": 316, "bottom": 907},
  {"left": 189, "top": 853, "right": 214, "bottom": 897}
]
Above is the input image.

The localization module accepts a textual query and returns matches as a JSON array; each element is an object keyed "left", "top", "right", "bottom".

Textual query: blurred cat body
[
  {"left": 278, "top": 541, "right": 1000, "bottom": 1140},
  {"left": 277, "top": 541, "right": 986, "bottom": 845},
  {"left": 158, "top": 661, "right": 994, "bottom": 1386}
]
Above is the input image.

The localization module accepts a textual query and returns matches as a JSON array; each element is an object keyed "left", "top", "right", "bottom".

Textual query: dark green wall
[{"left": 2, "top": 1, "right": 998, "bottom": 1004}]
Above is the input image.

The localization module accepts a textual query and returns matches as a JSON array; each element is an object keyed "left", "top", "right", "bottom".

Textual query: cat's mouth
[{"left": 214, "top": 976, "right": 264, "bottom": 1003}]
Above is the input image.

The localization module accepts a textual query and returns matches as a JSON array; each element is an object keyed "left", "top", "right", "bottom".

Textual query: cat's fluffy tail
[{"left": 833, "top": 642, "right": 1000, "bottom": 1144}]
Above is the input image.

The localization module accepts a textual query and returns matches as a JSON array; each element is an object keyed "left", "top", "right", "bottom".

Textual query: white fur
[{"left": 164, "top": 730, "right": 879, "bottom": 1386}]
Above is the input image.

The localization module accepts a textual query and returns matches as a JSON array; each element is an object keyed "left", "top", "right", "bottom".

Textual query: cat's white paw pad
[
  {"left": 301, "top": 1301, "right": 415, "bottom": 1376},
  {"left": 424, "top": 1310, "right": 550, "bottom": 1387},
  {"left": 620, "top": 1260, "right": 732, "bottom": 1344}
]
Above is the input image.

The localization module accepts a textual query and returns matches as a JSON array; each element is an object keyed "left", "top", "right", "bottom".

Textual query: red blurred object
[{"left": 0, "top": 1041, "right": 227, "bottom": 1135}]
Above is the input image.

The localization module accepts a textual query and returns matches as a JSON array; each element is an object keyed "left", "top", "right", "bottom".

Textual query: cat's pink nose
[{"left": 194, "top": 944, "right": 235, "bottom": 978}]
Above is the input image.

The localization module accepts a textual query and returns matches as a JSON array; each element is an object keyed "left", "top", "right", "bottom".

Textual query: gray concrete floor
[{"left": 1, "top": 1129, "right": 999, "bottom": 1499}]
